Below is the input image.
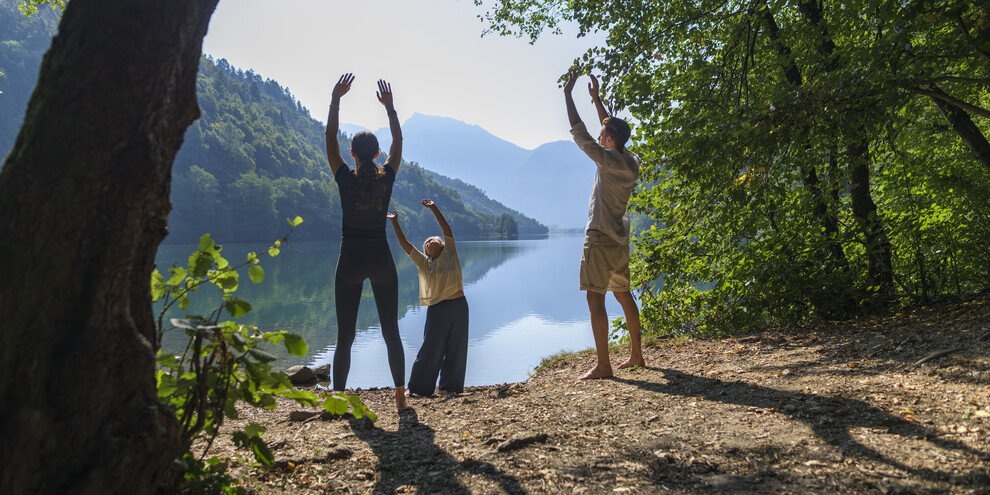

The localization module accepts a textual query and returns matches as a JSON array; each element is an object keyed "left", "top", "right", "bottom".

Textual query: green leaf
[
  {"left": 224, "top": 398, "right": 239, "bottom": 419},
  {"left": 247, "top": 252, "right": 259, "bottom": 264},
  {"left": 248, "top": 265, "right": 265, "bottom": 284},
  {"left": 322, "top": 394, "right": 349, "bottom": 415},
  {"left": 268, "top": 246, "right": 280, "bottom": 257},
  {"left": 280, "top": 388, "right": 320, "bottom": 406},
  {"left": 151, "top": 270, "right": 166, "bottom": 302},
  {"left": 213, "top": 270, "right": 240, "bottom": 292},
  {"left": 247, "top": 348, "right": 277, "bottom": 363},
  {"left": 225, "top": 298, "right": 252, "bottom": 318},
  {"left": 166, "top": 267, "right": 187, "bottom": 286},
  {"left": 244, "top": 422, "right": 266, "bottom": 437},
  {"left": 248, "top": 436, "right": 275, "bottom": 468},
  {"left": 283, "top": 333, "right": 308, "bottom": 356},
  {"left": 287, "top": 215, "right": 304, "bottom": 227},
  {"left": 198, "top": 233, "right": 216, "bottom": 252},
  {"left": 188, "top": 251, "right": 213, "bottom": 278}
]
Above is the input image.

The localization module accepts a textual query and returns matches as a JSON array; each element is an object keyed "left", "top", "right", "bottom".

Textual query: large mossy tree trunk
[{"left": 0, "top": 0, "right": 217, "bottom": 493}]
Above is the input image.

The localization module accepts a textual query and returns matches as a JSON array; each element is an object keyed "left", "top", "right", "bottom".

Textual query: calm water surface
[{"left": 157, "top": 235, "right": 631, "bottom": 387}]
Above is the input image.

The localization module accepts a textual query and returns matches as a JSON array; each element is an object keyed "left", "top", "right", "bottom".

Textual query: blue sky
[{"left": 201, "top": 0, "right": 607, "bottom": 149}]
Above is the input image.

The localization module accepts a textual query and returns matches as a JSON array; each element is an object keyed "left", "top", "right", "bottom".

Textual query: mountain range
[{"left": 343, "top": 114, "right": 597, "bottom": 229}]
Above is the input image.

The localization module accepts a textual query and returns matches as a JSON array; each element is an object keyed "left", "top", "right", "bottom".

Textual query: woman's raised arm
[
  {"left": 377, "top": 79, "right": 403, "bottom": 174},
  {"left": 325, "top": 73, "right": 354, "bottom": 176}
]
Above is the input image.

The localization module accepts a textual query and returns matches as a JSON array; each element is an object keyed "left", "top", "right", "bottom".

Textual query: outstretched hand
[
  {"left": 377, "top": 79, "right": 394, "bottom": 109},
  {"left": 563, "top": 71, "right": 579, "bottom": 94},
  {"left": 332, "top": 73, "right": 354, "bottom": 100},
  {"left": 421, "top": 199, "right": 436, "bottom": 209},
  {"left": 387, "top": 210, "right": 398, "bottom": 221},
  {"left": 588, "top": 74, "right": 600, "bottom": 100}
]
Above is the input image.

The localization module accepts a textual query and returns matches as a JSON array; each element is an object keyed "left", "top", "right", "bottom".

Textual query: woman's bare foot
[
  {"left": 617, "top": 357, "right": 646, "bottom": 370},
  {"left": 577, "top": 364, "right": 613, "bottom": 380},
  {"left": 395, "top": 386, "right": 409, "bottom": 410}
]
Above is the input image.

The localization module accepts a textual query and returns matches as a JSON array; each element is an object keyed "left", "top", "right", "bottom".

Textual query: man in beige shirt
[{"left": 564, "top": 71, "right": 645, "bottom": 380}]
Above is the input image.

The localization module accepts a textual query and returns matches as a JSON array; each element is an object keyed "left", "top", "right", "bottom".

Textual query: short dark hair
[{"left": 602, "top": 117, "right": 631, "bottom": 148}]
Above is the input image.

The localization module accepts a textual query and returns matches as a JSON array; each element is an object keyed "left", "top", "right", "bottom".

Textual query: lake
[{"left": 156, "top": 235, "right": 632, "bottom": 387}]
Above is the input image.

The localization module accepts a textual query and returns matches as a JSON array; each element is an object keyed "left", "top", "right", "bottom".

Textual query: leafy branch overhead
[{"left": 476, "top": 0, "right": 990, "bottom": 333}]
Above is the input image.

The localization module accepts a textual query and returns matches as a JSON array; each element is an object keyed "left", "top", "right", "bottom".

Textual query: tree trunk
[
  {"left": 760, "top": 5, "right": 848, "bottom": 269},
  {"left": 0, "top": 0, "right": 217, "bottom": 493},
  {"left": 848, "top": 138, "right": 894, "bottom": 292},
  {"left": 929, "top": 93, "right": 990, "bottom": 173}
]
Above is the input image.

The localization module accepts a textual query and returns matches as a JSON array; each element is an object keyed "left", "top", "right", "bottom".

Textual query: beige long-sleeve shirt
[{"left": 571, "top": 122, "right": 640, "bottom": 244}]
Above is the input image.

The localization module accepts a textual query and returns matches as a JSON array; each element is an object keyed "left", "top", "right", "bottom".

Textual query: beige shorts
[{"left": 579, "top": 230, "right": 631, "bottom": 293}]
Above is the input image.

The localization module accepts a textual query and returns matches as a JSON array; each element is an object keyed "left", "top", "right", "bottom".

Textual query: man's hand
[
  {"left": 563, "top": 71, "right": 579, "bottom": 94},
  {"left": 588, "top": 74, "right": 600, "bottom": 101},
  {"left": 377, "top": 79, "right": 394, "bottom": 110},
  {"left": 332, "top": 73, "right": 354, "bottom": 100},
  {"left": 422, "top": 199, "right": 436, "bottom": 209},
  {"left": 387, "top": 210, "right": 398, "bottom": 221}
]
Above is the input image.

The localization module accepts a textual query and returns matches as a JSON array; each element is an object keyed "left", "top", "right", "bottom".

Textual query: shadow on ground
[{"left": 349, "top": 409, "right": 524, "bottom": 494}]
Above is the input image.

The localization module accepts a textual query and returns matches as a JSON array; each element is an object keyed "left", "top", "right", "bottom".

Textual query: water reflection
[{"left": 157, "top": 235, "right": 625, "bottom": 386}]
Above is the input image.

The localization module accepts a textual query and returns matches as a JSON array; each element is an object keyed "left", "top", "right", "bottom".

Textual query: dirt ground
[{"left": 204, "top": 298, "right": 990, "bottom": 494}]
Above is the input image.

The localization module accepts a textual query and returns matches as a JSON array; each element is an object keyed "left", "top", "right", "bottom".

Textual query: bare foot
[
  {"left": 395, "top": 386, "right": 409, "bottom": 410},
  {"left": 577, "top": 364, "right": 613, "bottom": 380},
  {"left": 617, "top": 358, "right": 646, "bottom": 370}
]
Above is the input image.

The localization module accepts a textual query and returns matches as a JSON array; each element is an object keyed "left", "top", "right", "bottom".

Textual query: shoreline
[{"left": 205, "top": 298, "right": 990, "bottom": 494}]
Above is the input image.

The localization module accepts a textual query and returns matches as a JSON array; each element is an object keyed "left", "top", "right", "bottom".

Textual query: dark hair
[
  {"left": 351, "top": 131, "right": 386, "bottom": 209},
  {"left": 602, "top": 117, "right": 632, "bottom": 149}
]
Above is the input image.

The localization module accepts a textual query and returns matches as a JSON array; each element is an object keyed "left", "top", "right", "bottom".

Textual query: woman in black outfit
[{"left": 325, "top": 73, "right": 407, "bottom": 409}]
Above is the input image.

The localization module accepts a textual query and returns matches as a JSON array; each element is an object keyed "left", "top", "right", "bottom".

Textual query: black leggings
[{"left": 332, "top": 238, "right": 405, "bottom": 389}]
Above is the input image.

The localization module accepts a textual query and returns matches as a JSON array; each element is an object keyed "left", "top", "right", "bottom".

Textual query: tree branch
[
  {"left": 907, "top": 86, "right": 990, "bottom": 119},
  {"left": 956, "top": 12, "right": 990, "bottom": 64}
]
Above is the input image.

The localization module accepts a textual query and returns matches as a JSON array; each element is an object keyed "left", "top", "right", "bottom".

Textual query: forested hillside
[
  {"left": 1, "top": 4, "right": 546, "bottom": 244},
  {"left": 169, "top": 57, "right": 547, "bottom": 243},
  {"left": 423, "top": 168, "right": 549, "bottom": 236}
]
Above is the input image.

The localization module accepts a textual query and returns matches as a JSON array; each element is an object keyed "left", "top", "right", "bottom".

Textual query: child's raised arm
[
  {"left": 422, "top": 199, "right": 453, "bottom": 238},
  {"left": 387, "top": 210, "right": 415, "bottom": 254}
]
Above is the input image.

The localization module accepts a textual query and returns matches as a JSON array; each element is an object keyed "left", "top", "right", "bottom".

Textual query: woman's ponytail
[{"left": 351, "top": 132, "right": 387, "bottom": 209}]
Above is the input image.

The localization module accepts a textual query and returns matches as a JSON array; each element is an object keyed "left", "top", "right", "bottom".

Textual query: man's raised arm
[
  {"left": 588, "top": 74, "right": 610, "bottom": 125},
  {"left": 564, "top": 71, "right": 582, "bottom": 128}
]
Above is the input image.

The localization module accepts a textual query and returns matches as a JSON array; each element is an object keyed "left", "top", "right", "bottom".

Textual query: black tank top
[{"left": 334, "top": 164, "right": 395, "bottom": 239}]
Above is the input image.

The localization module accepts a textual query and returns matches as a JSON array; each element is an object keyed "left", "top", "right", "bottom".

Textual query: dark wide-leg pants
[{"left": 408, "top": 296, "right": 469, "bottom": 396}]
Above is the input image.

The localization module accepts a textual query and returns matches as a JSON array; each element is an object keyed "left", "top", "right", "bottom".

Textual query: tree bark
[
  {"left": 0, "top": 0, "right": 217, "bottom": 493},
  {"left": 760, "top": 5, "right": 849, "bottom": 270},
  {"left": 928, "top": 93, "right": 990, "bottom": 173},
  {"left": 848, "top": 138, "right": 894, "bottom": 292}
]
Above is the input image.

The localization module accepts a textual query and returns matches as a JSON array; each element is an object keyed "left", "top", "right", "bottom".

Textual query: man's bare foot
[
  {"left": 578, "top": 364, "right": 613, "bottom": 380},
  {"left": 395, "top": 387, "right": 409, "bottom": 410},
  {"left": 617, "top": 358, "right": 646, "bottom": 370}
]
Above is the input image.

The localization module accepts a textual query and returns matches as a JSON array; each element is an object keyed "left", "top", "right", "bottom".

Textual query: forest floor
[{"left": 205, "top": 298, "right": 990, "bottom": 494}]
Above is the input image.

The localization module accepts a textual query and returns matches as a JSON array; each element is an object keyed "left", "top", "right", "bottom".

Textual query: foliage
[
  {"left": 476, "top": 0, "right": 990, "bottom": 335},
  {"left": 152, "top": 217, "right": 378, "bottom": 492},
  {"left": 16, "top": 0, "right": 63, "bottom": 18}
]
